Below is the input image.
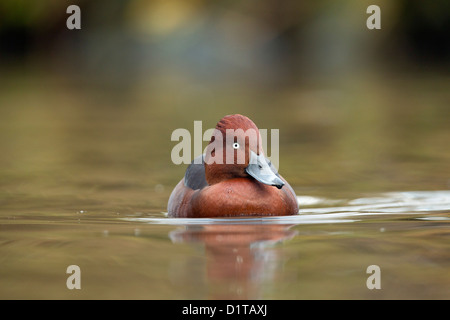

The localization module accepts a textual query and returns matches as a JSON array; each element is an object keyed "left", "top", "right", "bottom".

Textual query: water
[
  {"left": 0, "top": 71, "right": 449, "bottom": 299},
  {"left": 0, "top": 191, "right": 448, "bottom": 299}
]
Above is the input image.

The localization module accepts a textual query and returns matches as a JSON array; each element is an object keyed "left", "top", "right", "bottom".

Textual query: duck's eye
[{"left": 233, "top": 142, "right": 240, "bottom": 149}]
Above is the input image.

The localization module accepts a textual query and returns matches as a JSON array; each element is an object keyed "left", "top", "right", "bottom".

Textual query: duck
[{"left": 167, "top": 114, "right": 299, "bottom": 217}]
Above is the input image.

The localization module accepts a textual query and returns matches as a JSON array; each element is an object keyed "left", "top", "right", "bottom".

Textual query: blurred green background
[{"left": 0, "top": 0, "right": 449, "bottom": 214}]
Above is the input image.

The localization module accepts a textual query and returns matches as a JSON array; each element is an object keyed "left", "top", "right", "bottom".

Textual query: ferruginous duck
[{"left": 167, "top": 114, "right": 299, "bottom": 217}]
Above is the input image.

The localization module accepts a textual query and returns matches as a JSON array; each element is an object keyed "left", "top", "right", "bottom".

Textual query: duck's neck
[{"left": 205, "top": 164, "right": 247, "bottom": 185}]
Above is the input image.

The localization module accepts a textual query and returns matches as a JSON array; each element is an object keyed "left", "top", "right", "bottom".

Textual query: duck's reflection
[{"left": 169, "top": 223, "right": 297, "bottom": 299}]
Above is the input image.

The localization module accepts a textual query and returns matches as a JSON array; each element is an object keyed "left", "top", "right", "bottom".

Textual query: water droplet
[{"left": 155, "top": 184, "right": 164, "bottom": 193}]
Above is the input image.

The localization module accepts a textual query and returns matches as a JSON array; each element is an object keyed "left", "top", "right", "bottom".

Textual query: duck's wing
[
  {"left": 266, "top": 157, "right": 298, "bottom": 203},
  {"left": 184, "top": 154, "right": 208, "bottom": 190}
]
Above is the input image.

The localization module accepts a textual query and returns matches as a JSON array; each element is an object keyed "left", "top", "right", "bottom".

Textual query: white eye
[{"left": 233, "top": 142, "right": 240, "bottom": 149}]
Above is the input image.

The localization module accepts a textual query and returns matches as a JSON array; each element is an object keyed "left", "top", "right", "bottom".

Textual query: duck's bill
[{"left": 246, "top": 151, "right": 285, "bottom": 189}]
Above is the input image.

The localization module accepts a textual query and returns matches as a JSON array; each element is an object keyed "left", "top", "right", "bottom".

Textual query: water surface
[
  {"left": 0, "top": 72, "right": 449, "bottom": 299},
  {"left": 1, "top": 191, "right": 448, "bottom": 299}
]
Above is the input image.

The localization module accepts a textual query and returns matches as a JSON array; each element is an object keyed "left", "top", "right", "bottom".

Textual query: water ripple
[
  {"left": 301, "top": 190, "right": 450, "bottom": 214},
  {"left": 126, "top": 190, "right": 450, "bottom": 225}
]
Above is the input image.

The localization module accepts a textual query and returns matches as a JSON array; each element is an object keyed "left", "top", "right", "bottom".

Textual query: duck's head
[{"left": 204, "top": 114, "right": 284, "bottom": 189}]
